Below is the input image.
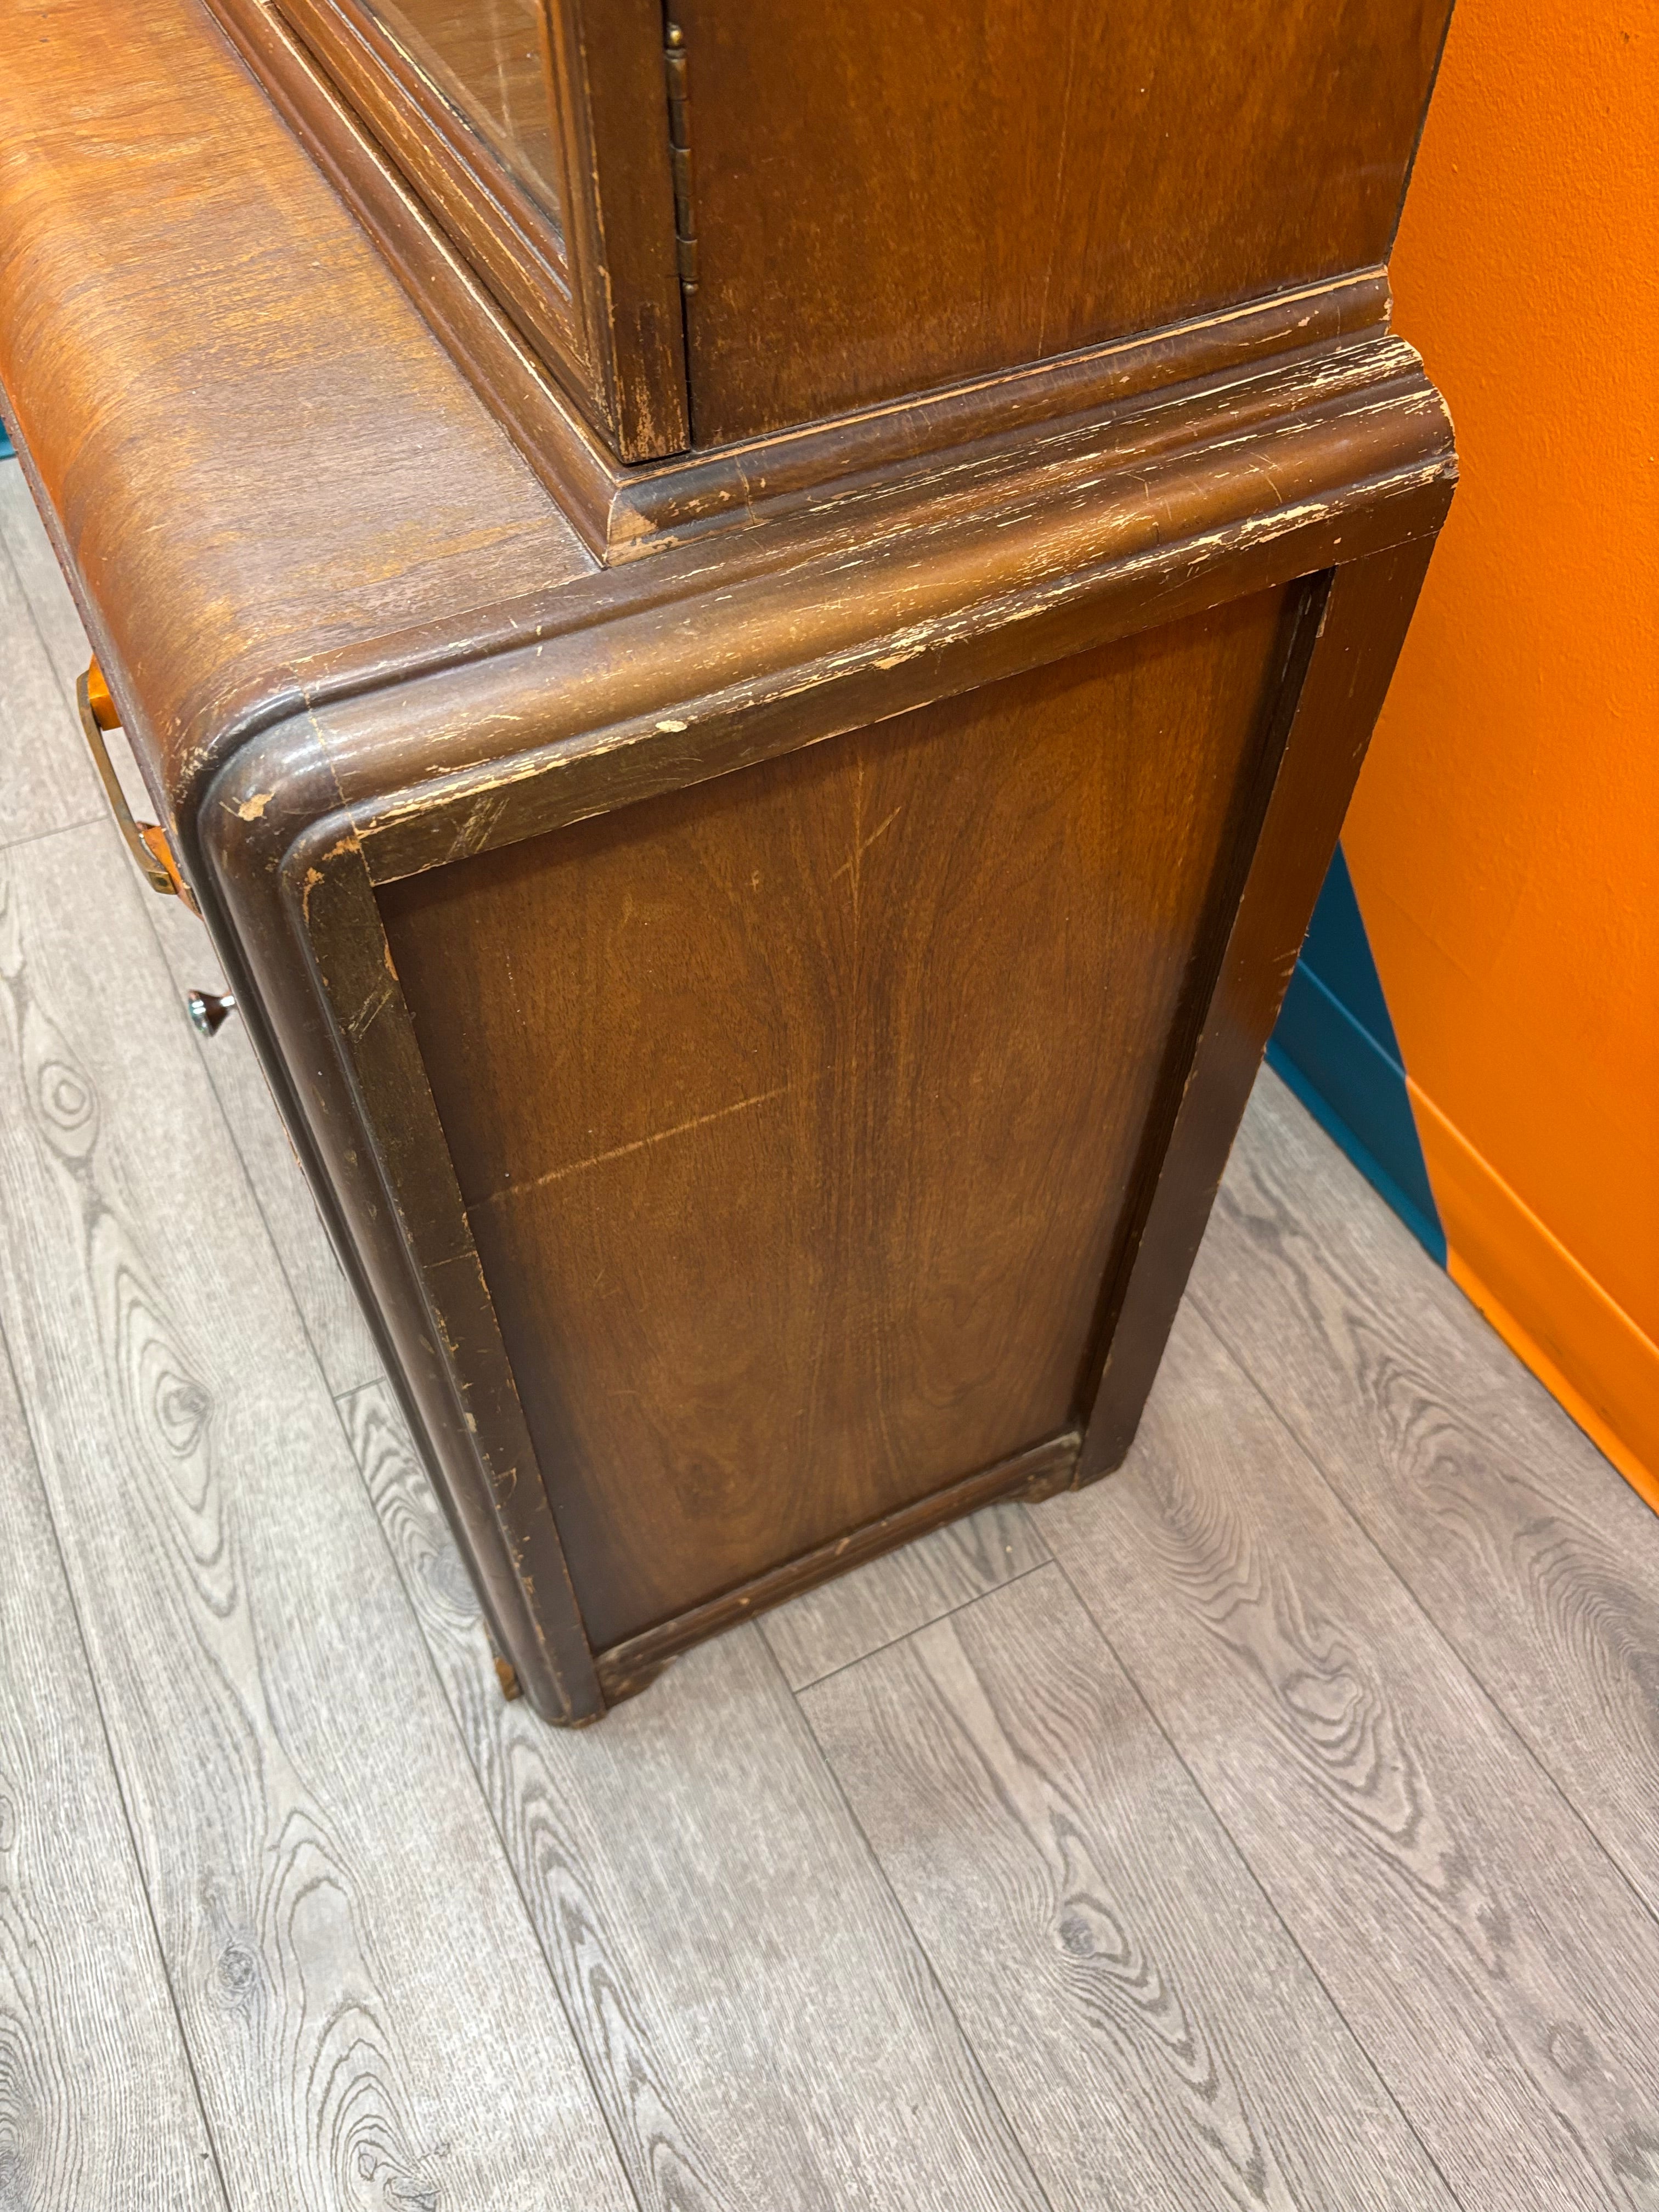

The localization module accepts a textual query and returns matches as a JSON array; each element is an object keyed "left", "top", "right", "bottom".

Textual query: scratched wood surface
[
  {"left": 378, "top": 589, "right": 1294, "bottom": 1649},
  {"left": 5, "top": 453, "right": 1659, "bottom": 2207}
]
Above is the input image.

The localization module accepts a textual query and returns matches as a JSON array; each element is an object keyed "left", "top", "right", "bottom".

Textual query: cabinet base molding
[{"left": 594, "top": 1431, "right": 1082, "bottom": 1707}]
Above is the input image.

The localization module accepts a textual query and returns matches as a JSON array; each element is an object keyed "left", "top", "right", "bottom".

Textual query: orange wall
[{"left": 1345, "top": 0, "right": 1659, "bottom": 1491}]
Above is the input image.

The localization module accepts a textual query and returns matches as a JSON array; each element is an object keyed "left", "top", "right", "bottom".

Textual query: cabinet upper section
[{"left": 256, "top": 0, "right": 1455, "bottom": 459}]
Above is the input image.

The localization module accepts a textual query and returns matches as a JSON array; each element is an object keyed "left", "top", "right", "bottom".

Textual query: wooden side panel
[
  {"left": 676, "top": 0, "right": 1452, "bottom": 444},
  {"left": 378, "top": 592, "right": 1295, "bottom": 1650},
  {"left": 1079, "top": 539, "right": 1437, "bottom": 1478}
]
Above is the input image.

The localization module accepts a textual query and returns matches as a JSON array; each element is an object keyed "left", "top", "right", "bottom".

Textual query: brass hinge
[{"left": 663, "top": 22, "right": 698, "bottom": 292}]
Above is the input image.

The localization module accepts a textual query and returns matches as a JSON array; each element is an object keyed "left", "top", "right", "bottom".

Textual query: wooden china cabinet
[{"left": 0, "top": 0, "right": 1457, "bottom": 1722}]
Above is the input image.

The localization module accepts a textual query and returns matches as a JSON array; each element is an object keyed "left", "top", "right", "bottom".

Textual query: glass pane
[{"left": 363, "top": 0, "right": 565, "bottom": 238}]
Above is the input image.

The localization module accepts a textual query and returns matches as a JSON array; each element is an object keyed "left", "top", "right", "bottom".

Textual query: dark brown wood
[
  {"left": 293, "top": 816, "right": 604, "bottom": 1722},
  {"left": 140, "top": 301, "right": 1446, "bottom": 1716},
  {"left": 1077, "top": 534, "right": 1441, "bottom": 1481},
  {"left": 674, "top": 0, "right": 1454, "bottom": 445},
  {"left": 194, "top": 0, "right": 1409, "bottom": 562},
  {"left": 596, "top": 1432, "right": 1080, "bottom": 1706},
  {"left": 243, "top": 0, "right": 690, "bottom": 458},
  {"left": 301, "top": 333, "right": 1455, "bottom": 888},
  {"left": 566, "top": 0, "right": 693, "bottom": 459},
  {"left": 217, "top": 0, "right": 1453, "bottom": 460},
  {"left": 0, "top": 0, "right": 594, "bottom": 806},
  {"left": 0, "top": 0, "right": 1457, "bottom": 1719},
  {"left": 194, "top": 347, "right": 1447, "bottom": 1706},
  {"left": 378, "top": 592, "right": 1295, "bottom": 1649}
]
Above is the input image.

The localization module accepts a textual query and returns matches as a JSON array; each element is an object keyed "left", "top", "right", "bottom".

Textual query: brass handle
[{"left": 76, "top": 659, "right": 198, "bottom": 912}]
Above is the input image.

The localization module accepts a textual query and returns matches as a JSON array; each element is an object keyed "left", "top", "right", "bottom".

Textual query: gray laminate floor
[{"left": 2, "top": 449, "right": 1657, "bottom": 2211}]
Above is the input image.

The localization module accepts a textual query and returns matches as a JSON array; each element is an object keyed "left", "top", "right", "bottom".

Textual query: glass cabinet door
[
  {"left": 269, "top": 0, "right": 690, "bottom": 460},
  {"left": 359, "top": 0, "right": 565, "bottom": 240}
]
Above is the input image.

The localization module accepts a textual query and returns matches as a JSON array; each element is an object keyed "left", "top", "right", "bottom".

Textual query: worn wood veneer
[
  {"left": 0, "top": 0, "right": 1455, "bottom": 1723},
  {"left": 378, "top": 593, "right": 1299, "bottom": 1652}
]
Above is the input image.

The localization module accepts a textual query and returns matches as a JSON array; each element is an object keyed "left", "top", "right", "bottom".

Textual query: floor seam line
[
  {"left": 770, "top": 1553, "right": 1056, "bottom": 1694},
  {"left": 0, "top": 810, "right": 106, "bottom": 858},
  {"left": 763, "top": 1624, "right": 1059, "bottom": 2212}
]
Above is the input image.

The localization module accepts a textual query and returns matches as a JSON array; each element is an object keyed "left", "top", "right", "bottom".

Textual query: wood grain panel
[
  {"left": 0, "top": 822, "right": 632, "bottom": 2210},
  {"left": 1196, "top": 1068, "right": 1659, "bottom": 1920},
  {"left": 344, "top": 1376, "right": 1049, "bottom": 2212},
  {"left": 675, "top": 0, "right": 1452, "bottom": 443},
  {"left": 0, "top": 1333, "right": 226, "bottom": 2208},
  {"left": 1045, "top": 1300, "right": 1659, "bottom": 2212},
  {"left": 804, "top": 1565, "right": 1457, "bottom": 2211},
  {"left": 380, "top": 591, "right": 1296, "bottom": 1648}
]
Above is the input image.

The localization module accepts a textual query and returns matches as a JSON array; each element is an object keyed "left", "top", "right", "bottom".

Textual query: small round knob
[{"left": 187, "top": 989, "right": 237, "bottom": 1038}]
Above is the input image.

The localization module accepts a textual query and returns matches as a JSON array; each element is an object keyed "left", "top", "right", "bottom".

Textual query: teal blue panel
[
  {"left": 1296, "top": 846, "right": 1401, "bottom": 1062},
  {"left": 1267, "top": 842, "right": 1446, "bottom": 1265}
]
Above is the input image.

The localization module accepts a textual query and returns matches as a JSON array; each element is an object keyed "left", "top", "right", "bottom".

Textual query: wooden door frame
[{"left": 205, "top": 0, "right": 690, "bottom": 459}]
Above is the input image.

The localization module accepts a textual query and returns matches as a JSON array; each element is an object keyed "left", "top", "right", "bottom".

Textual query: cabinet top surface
[{"left": 0, "top": 0, "right": 598, "bottom": 782}]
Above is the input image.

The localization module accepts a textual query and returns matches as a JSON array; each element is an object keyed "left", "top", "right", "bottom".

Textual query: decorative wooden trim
[
  {"left": 1076, "top": 535, "right": 1443, "bottom": 1481},
  {"left": 594, "top": 1432, "right": 1082, "bottom": 1705},
  {"left": 594, "top": 273, "right": 1395, "bottom": 563},
  {"left": 325, "top": 336, "right": 1452, "bottom": 891},
  {"left": 275, "top": 806, "right": 605, "bottom": 1723},
  {"left": 138, "top": 328, "right": 1452, "bottom": 840},
  {"left": 205, "top": 0, "right": 690, "bottom": 461},
  {"left": 199, "top": 0, "right": 1395, "bottom": 548},
  {"left": 565, "top": 0, "right": 695, "bottom": 460},
  {"left": 237, "top": 0, "right": 590, "bottom": 403},
  {"left": 1065, "top": 572, "right": 1334, "bottom": 1457}
]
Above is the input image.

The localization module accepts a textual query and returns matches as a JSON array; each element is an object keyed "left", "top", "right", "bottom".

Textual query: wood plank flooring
[
  {"left": 0, "top": 465, "right": 383, "bottom": 1402},
  {"left": 0, "top": 1325, "right": 225, "bottom": 2209},
  {"left": 2, "top": 452, "right": 1657, "bottom": 2208}
]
